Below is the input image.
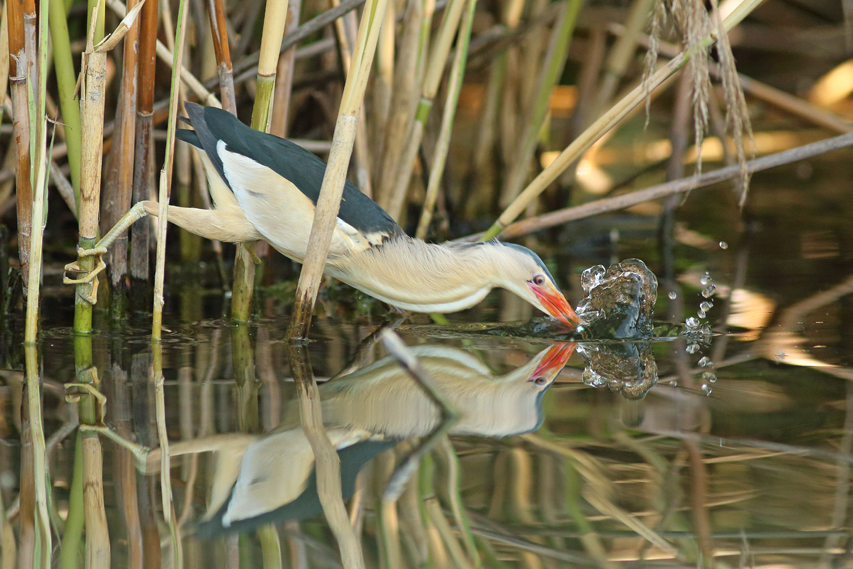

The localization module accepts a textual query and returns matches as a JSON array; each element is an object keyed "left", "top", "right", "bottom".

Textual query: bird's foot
[
  {"left": 65, "top": 381, "right": 107, "bottom": 425},
  {"left": 63, "top": 245, "right": 108, "bottom": 303}
]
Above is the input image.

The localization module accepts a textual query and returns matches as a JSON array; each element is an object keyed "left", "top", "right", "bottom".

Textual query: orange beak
[
  {"left": 531, "top": 343, "right": 577, "bottom": 379},
  {"left": 531, "top": 282, "right": 584, "bottom": 330}
]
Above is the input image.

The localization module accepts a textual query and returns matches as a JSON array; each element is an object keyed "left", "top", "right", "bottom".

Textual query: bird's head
[{"left": 492, "top": 243, "right": 584, "bottom": 330}]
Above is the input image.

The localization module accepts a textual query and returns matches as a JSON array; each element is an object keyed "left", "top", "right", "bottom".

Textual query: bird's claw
[
  {"left": 65, "top": 381, "right": 107, "bottom": 425},
  {"left": 64, "top": 246, "right": 107, "bottom": 303}
]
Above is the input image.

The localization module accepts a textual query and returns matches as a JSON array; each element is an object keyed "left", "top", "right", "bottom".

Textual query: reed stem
[
  {"left": 151, "top": 0, "right": 190, "bottom": 340},
  {"left": 287, "top": 0, "right": 389, "bottom": 340}
]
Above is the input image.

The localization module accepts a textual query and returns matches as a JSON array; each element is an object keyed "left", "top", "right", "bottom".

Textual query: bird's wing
[
  {"left": 181, "top": 103, "right": 403, "bottom": 246},
  {"left": 176, "top": 127, "right": 241, "bottom": 210}
]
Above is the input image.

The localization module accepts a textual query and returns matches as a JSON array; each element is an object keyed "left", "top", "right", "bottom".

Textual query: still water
[{"left": 2, "top": 154, "right": 853, "bottom": 568}]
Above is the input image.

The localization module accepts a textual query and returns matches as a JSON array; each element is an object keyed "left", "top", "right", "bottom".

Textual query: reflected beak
[
  {"left": 531, "top": 343, "right": 577, "bottom": 378},
  {"left": 531, "top": 282, "right": 584, "bottom": 329}
]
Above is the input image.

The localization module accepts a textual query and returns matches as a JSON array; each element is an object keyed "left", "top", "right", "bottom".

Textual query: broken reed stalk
[
  {"left": 207, "top": 0, "right": 236, "bottom": 113},
  {"left": 414, "top": 0, "right": 476, "bottom": 240},
  {"left": 384, "top": 0, "right": 468, "bottom": 222},
  {"left": 130, "top": 0, "right": 158, "bottom": 288},
  {"left": 151, "top": 0, "right": 190, "bottom": 341},
  {"left": 286, "top": 0, "right": 389, "bottom": 340},
  {"left": 73, "top": 0, "right": 108, "bottom": 334},
  {"left": 463, "top": 132, "right": 853, "bottom": 241},
  {"left": 8, "top": 0, "right": 33, "bottom": 295},
  {"left": 103, "top": 0, "right": 140, "bottom": 309},
  {"left": 500, "top": 0, "right": 582, "bottom": 208},
  {"left": 288, "top": 344, "right": 365, "bottom": 569},
  {"left": 480, "top": 0, "right": 765, "bottom": 241},
  {"left": 48, "top": 0, "right": 82, "bottom": 200}
]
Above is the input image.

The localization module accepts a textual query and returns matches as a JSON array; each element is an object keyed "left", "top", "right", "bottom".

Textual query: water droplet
[
  {"left": 685, "top": 317, "right": 700, "bottom": 329},
  {"left": 719, "top": 241, "right": 728, "bottom": 250},
  {"left": 698, "top": 356, "right": 712, "bottom": 367},
  {"left": 669, "top": 380, "right": 678, "bottom": 386},
  {"left": 702, "top": 371, "right": 717, "bottom": 383},
  {"left": 700, "top": 273, "right": 712, "bottom": 286},
  {"left": 668, "top": 291, "right": 677, "bottom": 300},
  {"left": 700, "top": 300, "right": 713, "bottom": 312},
  {"left": 702, "top": 284, "right": 717, "bottom": 298},
  {"left": 686, "top": 343, "right": 700, "bottom": 354},
  {"left": 697, "top": 309, "right": 706, "bottom": 318},
  {"left": 702, "top": 383, "right": 712, "bottom": 395}
]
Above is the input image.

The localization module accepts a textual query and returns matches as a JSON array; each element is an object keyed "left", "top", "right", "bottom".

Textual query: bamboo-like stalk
[
  {"left": 414, "top": 0, "right": 475, "bottom": 239},
  {"left": 480, "top": 0, "right": 764, "bottom": 241},
  {"left": 288, "top": 344, "right": 365, "bottom": 569},
  {"left": 82, "top": 434, "right": 110, "bottom": 568},
  {"left": 59, "top": 437, "right": 84, "bottom": 569},
  {"left": 130, "top": 0, "right": 157, "bottom": 290},
  {"left": 151, "top": 0, "right": 190, "bottom": 340},
  {"left": 72, "top": 0, "right": 108, "bottom": 334},
  {"left": 47, "top": 0, "right": 81, "bottom": 201},
  {"left": 103, "top": 0, "right": 140, "bottom": 311},
  {"left": 252, "top": 0, "right": 289, "bottom": 132},
  {"left": 384, "top": 0, "right": 468, "bottom": 222},
  {"left": 229, "top": 0, "right": 289, "bottom": 323},
  {"left": 286, "top": 0, "right": 389, "bottom": 340},
  {"left": 499, "top": 0, "right": 582, "bottom": 208},
  {"left": 8, "top": 0, "right": 33, "bottom": 296}
]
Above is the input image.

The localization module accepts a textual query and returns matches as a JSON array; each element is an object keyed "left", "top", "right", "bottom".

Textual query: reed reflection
[{"left": 141, "top": 340, "right": 575, "bottom": 535}]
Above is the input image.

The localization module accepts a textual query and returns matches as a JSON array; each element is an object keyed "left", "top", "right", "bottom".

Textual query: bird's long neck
[{"left": 328, "top": 238, "right": 505, "bottom": 312}]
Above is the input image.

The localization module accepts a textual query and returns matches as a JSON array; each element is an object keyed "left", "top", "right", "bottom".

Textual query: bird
[{"left": 79, "top": 102, "right": 582, "bottom": 328}]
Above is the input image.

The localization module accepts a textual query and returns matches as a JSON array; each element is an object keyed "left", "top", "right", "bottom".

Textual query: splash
[{"left": 576, "top": 259, "right": 658, "bottom": 339}]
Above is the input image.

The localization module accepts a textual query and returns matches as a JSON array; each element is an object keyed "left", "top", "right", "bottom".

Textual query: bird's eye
[{"left": 533, "top": 274, "right": 546, "bottom": 286}]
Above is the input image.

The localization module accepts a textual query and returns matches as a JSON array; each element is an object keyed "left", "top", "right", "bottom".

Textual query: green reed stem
[{"left": 48, "top": 0, "right": 81, "bottom": 201}]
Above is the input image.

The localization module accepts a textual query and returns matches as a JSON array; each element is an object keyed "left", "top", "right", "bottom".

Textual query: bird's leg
[{"left": 63, "top": 202, "right": 150, "bottom": 298}]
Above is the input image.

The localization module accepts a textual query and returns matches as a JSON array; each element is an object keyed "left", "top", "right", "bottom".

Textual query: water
[{"left": 3, "top": 159, "right": 853, "bottom": 567}]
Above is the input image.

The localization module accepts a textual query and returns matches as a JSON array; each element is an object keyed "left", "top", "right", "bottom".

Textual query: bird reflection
[{"left": 178, "top": 342, "right": 576, "bottom": 535}]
